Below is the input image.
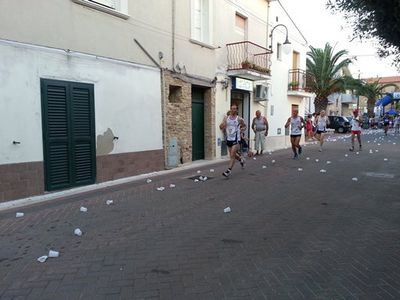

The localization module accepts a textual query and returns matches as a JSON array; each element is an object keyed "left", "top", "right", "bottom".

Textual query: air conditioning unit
[{"left": 255, "top": 84, "right": 269, "bottom": 101}]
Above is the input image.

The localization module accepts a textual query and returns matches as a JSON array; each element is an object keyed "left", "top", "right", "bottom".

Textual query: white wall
[{"left": 0, "top": 41, "right": 162, "bottom": 165}]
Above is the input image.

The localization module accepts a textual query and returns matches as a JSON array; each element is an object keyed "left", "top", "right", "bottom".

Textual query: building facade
[{"left": 0, "top": 0, "right": 312, "bottom": 202}]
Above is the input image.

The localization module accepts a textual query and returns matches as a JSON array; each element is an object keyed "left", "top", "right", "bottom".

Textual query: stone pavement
[{"left": 1, "top": 130, "right": 399, "bottom": 300}]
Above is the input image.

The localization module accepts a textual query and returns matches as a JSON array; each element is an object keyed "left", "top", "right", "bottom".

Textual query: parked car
[{"left": 327, "top": 116, "right": 351, "bottom": 133}]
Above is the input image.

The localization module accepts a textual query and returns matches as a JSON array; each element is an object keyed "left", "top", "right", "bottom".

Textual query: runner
[
  {"left": 349, "top": 109, "right": 362, "bottom": 151},
  {"left": 383, "top": 113, "right": 390, "bottom": 136},
  {"left": 314, "top": 110, "right": 329, "bottom": 152},
  {"left": 284, "top": 109, "right": 306, "bottom": 159},
  {"left": 219, "top": 104, "right": 246, "bottom": 177}
]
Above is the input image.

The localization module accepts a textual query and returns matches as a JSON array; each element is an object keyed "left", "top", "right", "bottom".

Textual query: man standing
[
  {"left": 220, "top": 104, "right": 246, "bottom": 177},
  {"left": 349, "top": 109, "right": 362, "bottom": 151},
  {"left": 285, "top": 109, "right": 306, "bottom": 159},
  {"left": 251, "top": 110, "right": 269, "bottom": 155}
]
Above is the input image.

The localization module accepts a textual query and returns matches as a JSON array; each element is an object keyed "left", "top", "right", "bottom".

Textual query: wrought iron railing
[
  {"left": 226, "top": 41, "right": 272, "bottom": 75},
  {"left": 288, "top": 69, "right": 313, "bottom": 92}
]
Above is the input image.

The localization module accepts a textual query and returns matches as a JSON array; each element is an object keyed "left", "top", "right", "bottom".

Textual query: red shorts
[{"left": 352, "top": 130, "right": 361, "bottom": 135}]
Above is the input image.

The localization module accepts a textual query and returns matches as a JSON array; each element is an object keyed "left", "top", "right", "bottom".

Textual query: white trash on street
[
  {"left": 298, "top": 168, "right": 303, "bottom": 172},
  {"left": 326, "top": 161, "right": 331, "bottom": 164},
  {"left": 106, "top": 200, "right": 114, "bottom": 205},
  {"left": 169, "top": 184, "right": 176, "bottom": 188},
  {"left": 80, "top": 207, "right": 88, "bottom": 212},
  {"left": 384, "top": 158, "right": 388, "bottom": 161},
  {"left": 197, "top": 170, "right": 201, "bottom": 174},
  {"left": 74, "top": 228, "right": 83, "bottom": 236},
  {"left": 209, "top": 169, "right": 215, "bottom": 172},
  {"left": 315, "top": 159, "right": 319, "bottom": 162},
  {"left": 262, "top": 165, "right": 267, "bottom": 169},
  {"left": 194, "top": 179, "right": 199, "bottom": 183},
  {"left": 223, "top": 207, "right": 231, "bottom": 213},
  {"left": 146, "top": 179, "right": 152, "bottom": 184},
  {"left": 306, "top": 157, "right": 310, "bottom": 160},
  {"left": 320, "top": 169, "right": 327, "bottom": 173},
  {"left": 271, "top": 160, "right": 276, "bottom": 164},
  {"left": 345, "top": 154, "right": 348, "bottom": 157},
  {"left": 156, "top": 187, "right": 165, "bottom": 191},
  {"left": 15, "top": 212, "right": 24, "bottom": 218},
  {"left": 48, "top": 250, "right": 59, "bottom": 258},
  {"left": 37, "top": 255, "right": 48, "bottom": 263},
  {"left": 352, "top": 177, "right": 358, "bottom": 181}
]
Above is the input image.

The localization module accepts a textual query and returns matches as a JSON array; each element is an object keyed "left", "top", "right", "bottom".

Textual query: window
[
  {"left": 277, "top": 43, "right": 282, "bottom": 60},
  {"left": 191, "top": 0, "right": 213, "bottom": 44},
  {"left": 235, "top": 13, "right": 247, "bottom": 38},
  {"left": 169, "top": 85, "right": 182, "bottom": 103},
  {"left": 71, "top": 0, "right": 129, "bottom": 19}
]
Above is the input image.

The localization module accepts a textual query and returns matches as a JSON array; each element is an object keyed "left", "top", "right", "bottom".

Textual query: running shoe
[
  {"left": 240, "top": 158, "right": 245, "bottom": 169},
  {"left": 222, "top": 169, "right": 231, "bottom": 177},
  {"left": 349, "top": 146, "right": 354, "bottom": 151},
  {"left": 298, "top": 147, "right": 302, "bottom": 155},
  {"left": 359, "top": 145, "right": 362, "bottom": 151},
  {"left": 293, "top": 153, "right": 299, "bottom": 160}
]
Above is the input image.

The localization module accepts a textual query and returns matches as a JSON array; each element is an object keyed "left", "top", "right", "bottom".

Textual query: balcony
[
  {"left": 226, "top": 41, "right": 272, "bottom": 81},
  {"left": 287, "top": 69, "right": 314, "bottom": 97}
]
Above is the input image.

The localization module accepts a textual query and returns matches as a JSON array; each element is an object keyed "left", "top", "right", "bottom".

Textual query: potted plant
[
  {"left": 241, "top": 59, "right": 252, "bottom": 69},
  {"left": 289, "top": 81, "right": 299, "bottom": 90}
]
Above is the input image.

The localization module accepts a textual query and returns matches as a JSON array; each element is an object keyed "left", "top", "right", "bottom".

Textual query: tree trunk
[
  {"left": 367, "top": 98, "right": 375, "bottom": 117},
  {"left": 314, "top": 97, "right": 328, "bottom": 113}
]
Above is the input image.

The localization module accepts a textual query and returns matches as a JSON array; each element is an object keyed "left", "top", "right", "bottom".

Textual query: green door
[
  {"left": 41, "top": 79, "right": 96, "bottom": 191},
  {"left": 192, "top": 88, "right": 204, "bottom": 161}
]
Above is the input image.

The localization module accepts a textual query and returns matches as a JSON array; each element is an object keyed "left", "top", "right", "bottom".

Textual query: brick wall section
[
  {"left": 0, "top": 162, "right": 44, "bottom": 202},
  {"left": 164, "top": 73, "right": 192, "bottom": 163},
  {"left": 164, "top": 72, "right": 216, "bottom": 163},
  {"left": 96, "top": 149, "right": 164, "bottom": 182}
]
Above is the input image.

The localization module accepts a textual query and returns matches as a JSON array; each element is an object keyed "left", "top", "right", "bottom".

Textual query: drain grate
[
  {"left": 187, "top": 175, "right": 214, "bottom": 181},
  {"left": 364, "top": 172, "right": 395, "bottom": 179}
]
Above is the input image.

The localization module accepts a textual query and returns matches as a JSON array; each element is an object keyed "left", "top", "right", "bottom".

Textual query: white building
[{"left": 0, "top": 0, "right": 312, "bottom": 202}]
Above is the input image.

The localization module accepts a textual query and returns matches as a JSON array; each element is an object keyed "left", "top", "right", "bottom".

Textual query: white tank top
[
  {"left": 316, "top": 116, "right": 328, "bottom": 131},
  {"left": 290, "top": 116, "right": 302, "bottom": 135},
  {"left": 351, "top": 117, "right": 362, "bottom": 131},
  {"left": 226, "top": 116, "right": 241, "bottom": 141}
]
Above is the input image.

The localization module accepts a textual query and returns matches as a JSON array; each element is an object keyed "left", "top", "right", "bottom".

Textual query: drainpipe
[{"left": 172, "top": 0, "right": 176, "bottom": 70}]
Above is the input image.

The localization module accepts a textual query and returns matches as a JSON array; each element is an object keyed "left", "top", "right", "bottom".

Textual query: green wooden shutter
[
  {"left": 71, "top": 83, "right": 96, "bottom": 185},
  {"left": 41, "top": 79, "right": 96, "bottom": 191}
]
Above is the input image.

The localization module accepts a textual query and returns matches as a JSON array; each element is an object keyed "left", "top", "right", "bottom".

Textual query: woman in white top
[
  {"left": 350, "top": 109, "right": 362, "bottom": 151},
  {"left": 219, "top": 104, "right": 246, "bottom": 177},
  {"left": 314, "top": 110, "right": 329, "bottom": 152},
  {"left": 285, "top": 109, "right": 306, "bottom": 159}
]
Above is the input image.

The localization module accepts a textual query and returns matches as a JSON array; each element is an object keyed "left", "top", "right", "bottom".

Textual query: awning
[{"left": 375, "top": 95, "right": 392, "bottom": 107}]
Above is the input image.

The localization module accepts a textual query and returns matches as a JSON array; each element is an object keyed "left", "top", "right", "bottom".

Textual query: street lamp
[{"left": 269, "top": 24, "right": 291, "bottom": 54}]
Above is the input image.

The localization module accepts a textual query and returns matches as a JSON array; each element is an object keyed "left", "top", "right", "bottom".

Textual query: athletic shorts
[
  {"left": 351, "top": 130, "right": 361, "bottom": 135},
  {"left": 316, "top": 130, "right": 325, "bottom": 134},
  {"left": 290, "top": 134, "right": 301, "bottom": 138},
  {"left": 226, "top": 140, "right": 239, "bottom": 147}
]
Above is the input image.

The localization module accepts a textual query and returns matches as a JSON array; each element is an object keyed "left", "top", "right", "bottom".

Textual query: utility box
[{"left": 167, "top": 137, "right": 179, "bottom": 168}]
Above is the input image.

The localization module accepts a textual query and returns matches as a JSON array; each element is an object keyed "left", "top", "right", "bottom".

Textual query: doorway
[{"left": 192, "top": 88, "right": 205, "bottom": 161}]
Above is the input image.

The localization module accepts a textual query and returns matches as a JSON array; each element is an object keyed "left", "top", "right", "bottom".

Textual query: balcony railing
[
  {"left": 288, "top": 69, "right": 313, "bottom": 92},
  {"left": 227, "top": 41, "right": 272, "bottom": 75}
]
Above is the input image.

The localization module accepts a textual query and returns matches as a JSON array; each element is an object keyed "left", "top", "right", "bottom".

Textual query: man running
[
  {"left": 383, "top": 113, "right": 390, "bottom": 136},
  {"left": 220, "top": 104, "right": 246, "bottom": 177},
  {"left": 314, "top": 110, "right": 329, "bottom": 152},
  {"left": 285, "top": 109, "right": 306, "bottom": 159},
  {"left": 349, "top": 109, "right": 362, "bottom": 151}
]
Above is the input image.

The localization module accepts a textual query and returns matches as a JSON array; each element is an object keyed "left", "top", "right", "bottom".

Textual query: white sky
[{"left": 279, "top": 0, "right": 400, "bottom": 79}]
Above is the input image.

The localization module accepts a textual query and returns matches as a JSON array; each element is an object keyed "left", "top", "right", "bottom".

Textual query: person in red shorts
[{"left": 349, "top": 109, "right": 362, "bottom": 151}]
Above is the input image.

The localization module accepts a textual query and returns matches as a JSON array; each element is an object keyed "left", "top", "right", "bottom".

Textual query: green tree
[
  {"left": 306, "top": 43, "right": 352, "bottom": 112},
  {"left": 327, "top": 0, "right": 400, "bottom": 68},
  {"left": 359, "top": 80, "right": 397, "bottom": 117}
]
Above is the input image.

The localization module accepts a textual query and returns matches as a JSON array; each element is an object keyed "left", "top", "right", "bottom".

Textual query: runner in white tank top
[
  {"left": 314, "top": 110, "right": 329, "bottom": 152},
  {"left": 219, "top": 104, "right": 246, "bottom": 177},
  {"left": 349, "top": 109, "right": 362, "bottom": 151},
  {"left": 285, "top": 109, "right": 306, "bottom": 159}
]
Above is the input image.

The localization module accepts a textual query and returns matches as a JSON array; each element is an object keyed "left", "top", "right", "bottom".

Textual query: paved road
[{"left": 1, "top": 130, "right": 399, "bottom": 300}]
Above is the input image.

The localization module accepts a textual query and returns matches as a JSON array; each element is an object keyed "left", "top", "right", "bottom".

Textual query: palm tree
[
  {"left": 306, "top": 43, "right": 352, "bottom": 112},
  {"left": 359, "top": 80, "right": 396, "bottom": 117}
]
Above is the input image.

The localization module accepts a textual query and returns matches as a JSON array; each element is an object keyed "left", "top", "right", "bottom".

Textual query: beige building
[{"left": 0, "top": 0, "right": 311, "bottom": 202}]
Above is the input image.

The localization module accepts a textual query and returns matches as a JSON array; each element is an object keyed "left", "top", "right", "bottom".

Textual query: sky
[{"left": 279, "top": 0, "right": 400, "bottom": 79}]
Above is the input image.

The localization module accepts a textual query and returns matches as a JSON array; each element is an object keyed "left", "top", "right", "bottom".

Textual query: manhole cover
[{"left": 364, "top": 172, "right": 395, "bottom": 179}]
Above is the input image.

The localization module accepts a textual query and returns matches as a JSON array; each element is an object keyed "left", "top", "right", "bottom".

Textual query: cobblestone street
[{"left": 1, "top": 131, "right": 399, "bottom": 300}]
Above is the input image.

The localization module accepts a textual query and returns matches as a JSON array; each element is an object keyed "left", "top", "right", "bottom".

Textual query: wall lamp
[{"left": 269, "top": 24, "right": 291, "bottom": 54}]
